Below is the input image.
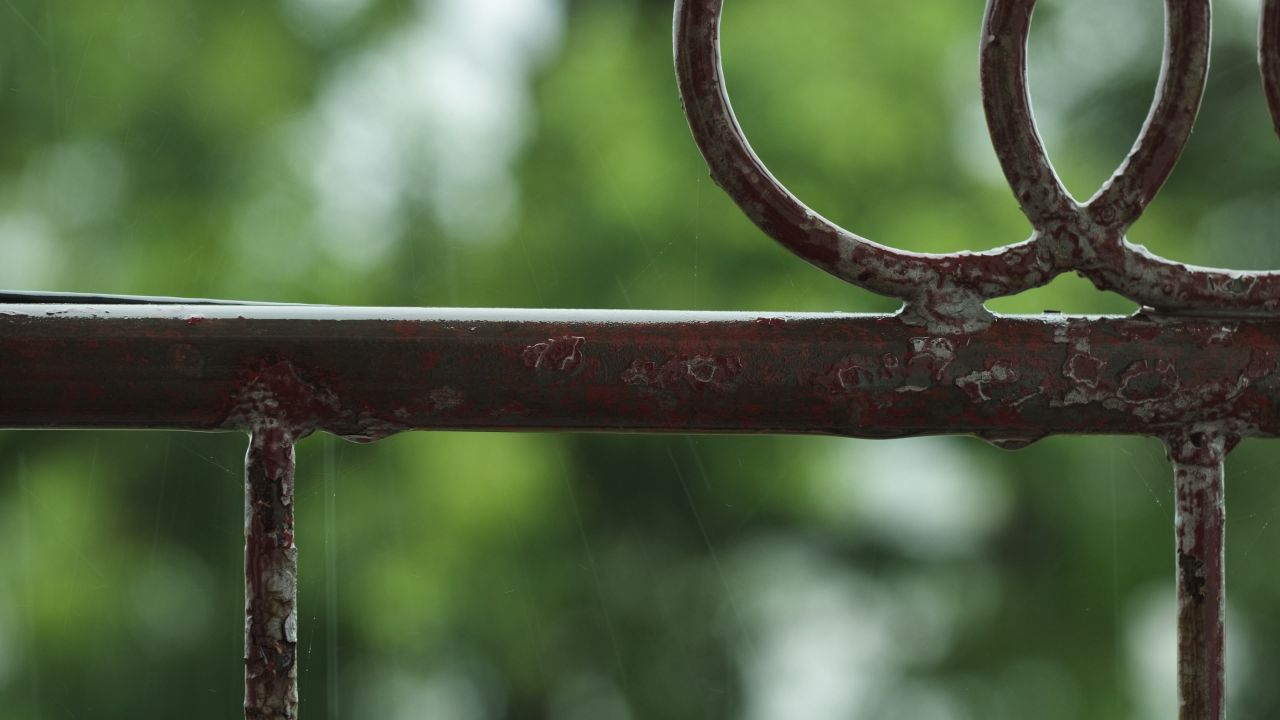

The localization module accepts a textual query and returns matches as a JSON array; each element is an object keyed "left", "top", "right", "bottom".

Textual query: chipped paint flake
[
  {"left": 956, "top": 360, "right": 1019, "bottom": 403},
  {"left": 523, "top": 336, "right": 586, "bottom": 372},
  {"left": 623, "top": 354, "right": 744, "bottom": 390}
]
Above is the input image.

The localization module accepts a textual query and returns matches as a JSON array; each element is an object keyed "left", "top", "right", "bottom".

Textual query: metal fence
[{"left": 4, "top": 1, "right": 1278, "bottom": 718}]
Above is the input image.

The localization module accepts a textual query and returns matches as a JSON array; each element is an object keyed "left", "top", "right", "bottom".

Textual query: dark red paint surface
[{"left": 0, "top": 308, "right": 1276, "bottom": 444}]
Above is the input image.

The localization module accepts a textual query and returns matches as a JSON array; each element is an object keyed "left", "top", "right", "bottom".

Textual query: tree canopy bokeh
[{"left": 3, "top": 0, "right": 1280, "bottom": 717}]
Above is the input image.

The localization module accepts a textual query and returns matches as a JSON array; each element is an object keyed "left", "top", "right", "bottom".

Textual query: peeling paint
[
  {"left": 523, "top": 336, "right": 586, "bottom": 372},
  {"left": 1118, "top": 360, "right": 1180, "bottom": 403},
  {"left": 1164, "top": 427, "right": 1229, "bottom": 719},
  {"left": 955, "top": 360, "right": 1019, "bottom": 403},
  {"left": 1065, "top": 352, "right": 1104, "bottom": 388},
  {"left": 623, "top": 354, "right": 745, "bottom": 390},
  {"left": 224, "top": 361, "right": 340, "bottom": 439},
  {"left": 244, "top": 428, "right": 299, "bottom": 720}
]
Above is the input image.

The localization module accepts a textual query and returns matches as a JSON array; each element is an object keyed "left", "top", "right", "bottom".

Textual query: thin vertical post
[
  {"left": 244, "top": 427, "right": 300, "bottom": 720},
  {"left": 1167, "top": 431, "right": 1228, "bottom": 720}
]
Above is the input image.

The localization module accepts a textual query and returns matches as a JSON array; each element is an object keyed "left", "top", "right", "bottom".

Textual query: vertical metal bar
[
  {"left": 244, "top": 427, "right": 300, "bottom": 719},
  {"left": 1167, "top": 432, "right": 1228, "bottom": 720}
]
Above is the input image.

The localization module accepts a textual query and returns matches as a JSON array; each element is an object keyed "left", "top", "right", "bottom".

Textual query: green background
[{"left": 2, "top": 0, "right": 1279, "bottom": 717}]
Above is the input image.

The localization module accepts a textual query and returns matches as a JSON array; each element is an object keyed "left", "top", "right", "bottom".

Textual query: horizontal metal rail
[{"left": 0, "top": 304, "right": 1272, "bottom": 445}]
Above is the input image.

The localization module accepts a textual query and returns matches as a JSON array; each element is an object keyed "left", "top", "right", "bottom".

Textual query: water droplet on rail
[{"left": 977, "top": 432, "right": 1045, "bottom": 452}]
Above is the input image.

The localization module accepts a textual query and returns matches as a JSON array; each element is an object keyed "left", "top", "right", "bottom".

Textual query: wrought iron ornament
[
  {"left": 674, "top": 1, "right": 1280, "bottom": 717},
  {"left": 677, "top": 0, "right": 1280, "bottom": 328}
]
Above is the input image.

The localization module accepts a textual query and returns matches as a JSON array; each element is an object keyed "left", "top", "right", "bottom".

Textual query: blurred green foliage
[{"left": 3, "top": 0, "right": 1280, "bottom": 717}]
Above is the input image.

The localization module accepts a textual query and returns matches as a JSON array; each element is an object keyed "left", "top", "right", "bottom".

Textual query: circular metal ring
[
  {"left": 1083, "top": 0, "right": 1210, "bottom": 230},
  {"left": 981, "top": 0, "right": 1209, "bottom": 241},
  {"left": 673, "top": 0, "right": 1057, "bottom": 327},
  {"left": 1083, "top": 0, "right": 1280, "bottom": 314},
  {"left": 972, "top": 0, "right": 1280, "bottom": 314},
  {"left": 677, "top": 0, "right": 1280, "bottom": 319},
  {"left": 979, "top": 0, "right": 1076, "bottom": 232}
]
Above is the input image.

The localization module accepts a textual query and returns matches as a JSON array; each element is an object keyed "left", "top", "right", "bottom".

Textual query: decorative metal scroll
[
  {"left": 671, "top": 1, "right": 1280, "bottom": 718},
  {"left": 675, "top": 0, "right": 1280, "bottom": 331}
]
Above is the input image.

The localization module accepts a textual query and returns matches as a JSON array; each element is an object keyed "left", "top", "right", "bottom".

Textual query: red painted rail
[{"left": 0, "top": 306, "right": 1278, "bottom": 445}]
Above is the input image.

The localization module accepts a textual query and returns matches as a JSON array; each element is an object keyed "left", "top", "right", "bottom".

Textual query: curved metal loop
[
  {"left": 1085, "top": 0, "right": 1280, "bottom": 314},
  {"left": 980, "top": 0, "right": 1209, "bottom": 237},
  {"left": 1084, "top": 0, "right": 1210, "bottom": 230},
  {"left": 676, "top": 0, "right": 1280, "bottom": 320},
  {"left": 673, "top": 0, "right": 1057, "bottom": 328},
  {"left": 979, "top": 0, "right": 1076, "bottom": 232},
  {"left": 979, "top": 0, "right": 1280, "bottom": 313},
  {"left": 1263, "top": 0, "right": 1280, "bottom": 138}
]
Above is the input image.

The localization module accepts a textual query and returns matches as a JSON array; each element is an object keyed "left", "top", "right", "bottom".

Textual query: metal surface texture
[
  {"left": 0, "top": 306, "right": 1278, "bottom": 445},
  {"left": 671, "top": 2, "right": 1280, "bottom": 716},
  {"left": 1169, "top": 431, "right": 1227, "bottom": 720},
  {"left": 3, "top": 0, "right": 1279, "bottom": 717},
  {"left": 244, "top": 429, "right": 300, "bottom": 720},
  {"left": 674, "top": 0, "right": 1280, "bottom": 328}
]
